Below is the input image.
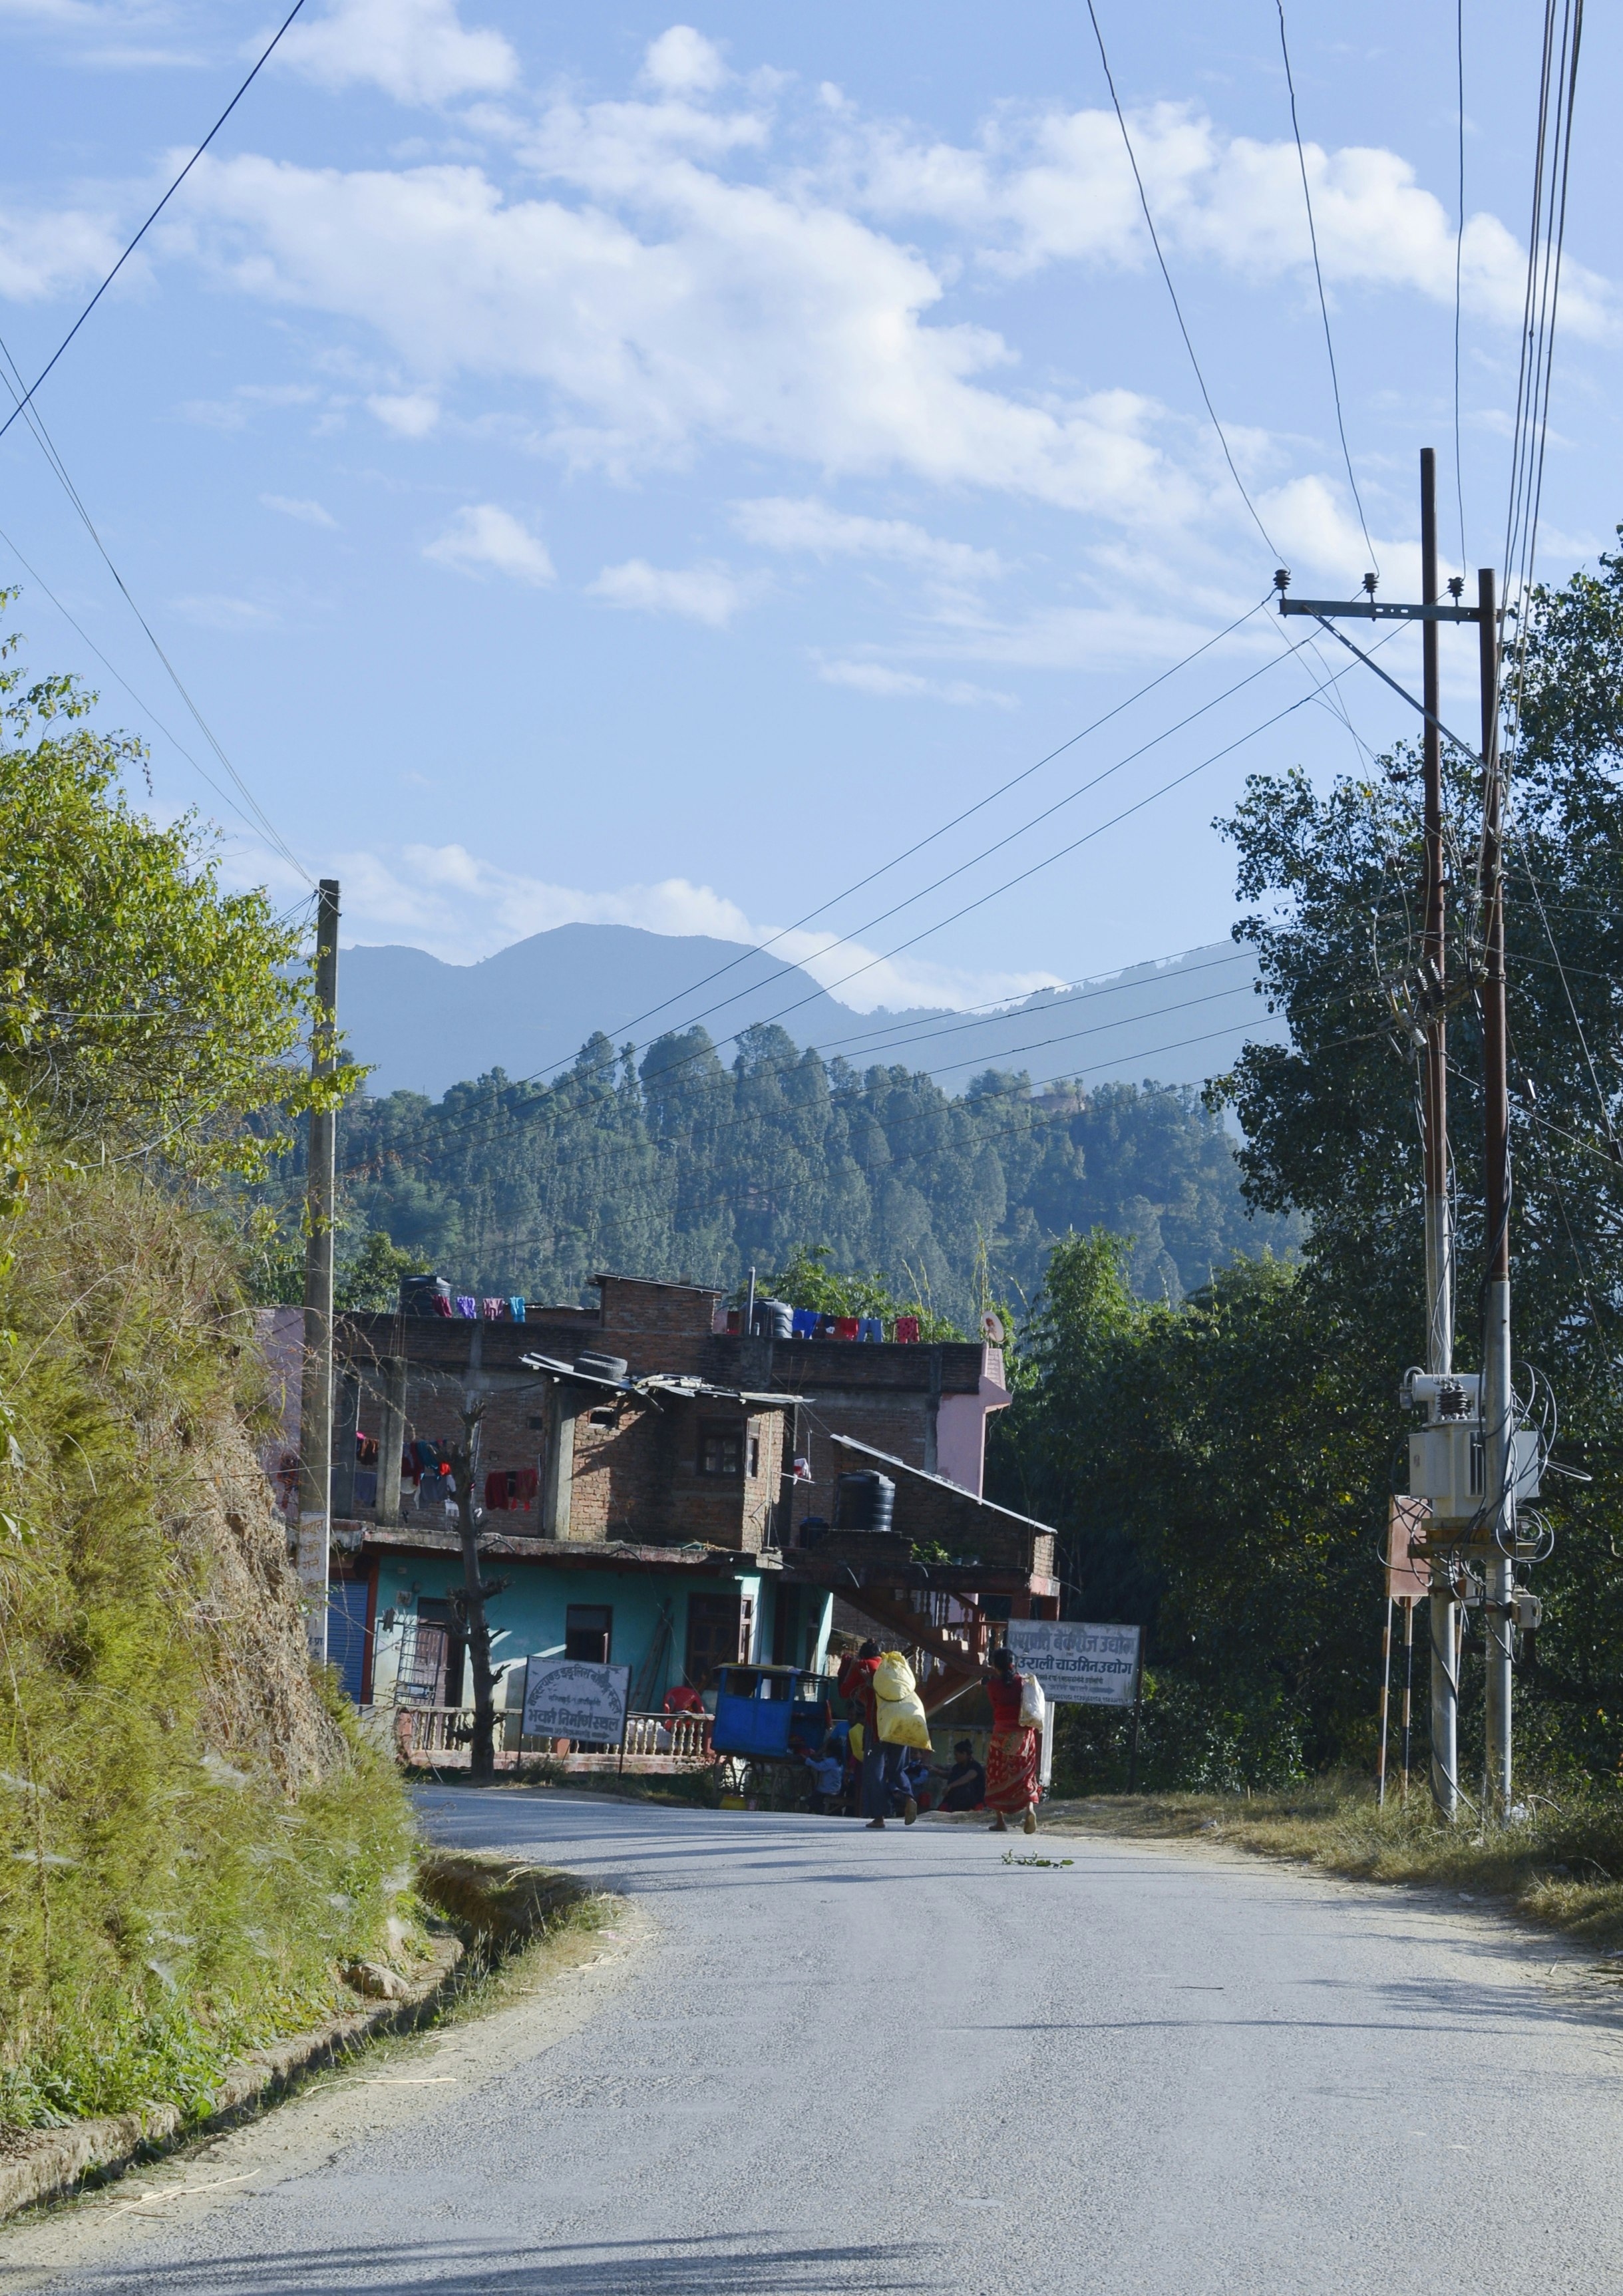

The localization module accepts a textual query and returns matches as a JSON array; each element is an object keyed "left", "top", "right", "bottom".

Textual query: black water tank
[
  {"left": 400, "top": 1274, "right": 451, "bottom": 1317},
  {"left": 751, "top": 1297, "right": 793, "bottom": 1341},
  {"left": 575, "top": 1350, "right": 630, "bottom": 1382},
  {"left": 834, "top": 1470, "right": 896, "bottom": 1533}
]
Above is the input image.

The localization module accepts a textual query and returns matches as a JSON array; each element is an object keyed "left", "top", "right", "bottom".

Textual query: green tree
[{"left": 0, "top": 599, "right": 345, "bottom": 1182}]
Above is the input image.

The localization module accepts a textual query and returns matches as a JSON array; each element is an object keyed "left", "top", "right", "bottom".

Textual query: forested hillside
[{"left": 310, "top": 1020, "right": 1298, "bottom": 1325}]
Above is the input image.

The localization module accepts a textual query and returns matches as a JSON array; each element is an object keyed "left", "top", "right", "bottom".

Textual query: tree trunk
[{"left": 450, "top": 1404, "right": 500, "bottom": 1781}]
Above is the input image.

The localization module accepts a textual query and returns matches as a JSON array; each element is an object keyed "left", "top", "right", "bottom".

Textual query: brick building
[{"left": 305, "top": 1272, "right": 1058, "bottom": 1726}]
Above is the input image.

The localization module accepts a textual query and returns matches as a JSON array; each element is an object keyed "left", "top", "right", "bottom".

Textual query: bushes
[{"left": 0, "top": 1164, "right": 414, "bottom": 2130}]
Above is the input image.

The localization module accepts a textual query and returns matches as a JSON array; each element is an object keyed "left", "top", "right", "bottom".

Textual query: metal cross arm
[
  {"left": 1282, "top": 606, "right": 1487, "bottom": 771},
  {"left": 1278, "top": 597, "right": 1483, "bottom": 623}
]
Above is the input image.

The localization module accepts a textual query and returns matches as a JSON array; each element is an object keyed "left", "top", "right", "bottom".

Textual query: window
[
  {"left": 588, "top": 1406, "right": 616, "bottom": 1427},
  {"left": 565, "top": 1604, "right": 612, "bottom": 1663},
  {"left": 747, "top": 1434, "right": 761, "bottom": 1477},
  {"left": 698, "top": 1423, "right": 743, "bottom": 1476}
]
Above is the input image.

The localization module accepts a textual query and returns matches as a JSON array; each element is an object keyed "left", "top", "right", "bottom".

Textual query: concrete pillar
[{"left": 376, "top": 1356, "right": 407, "bottom": 1522}]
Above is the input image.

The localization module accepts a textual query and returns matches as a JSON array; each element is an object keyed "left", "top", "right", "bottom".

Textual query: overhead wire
[
  {"left": 325, "top": 617, "right": 1314, "bottom": 1176},
  {"left": 0, "top": 335, "right": 312, "bottom": 885},
  {"left": 332, "top": 637, "right": 1383, "bottom": 1188},
  {"left": 1453, "top": 0, "right": 1469, "bottom": 574},
  {"left": 1084, "top": 0, "right": 1278, "bottom": 556},
  {"left": 320, "top": 627, "right": 1401, "bottom": 1197},
  {"left": 0, "top": 0, "right": 310, "bottom": 448},
  {"left": 1274, "top": 0, "right": 1379, "bottom": 574},
  {"left": 570, "top": 593, "right": 1274, "bottom": 1061}
]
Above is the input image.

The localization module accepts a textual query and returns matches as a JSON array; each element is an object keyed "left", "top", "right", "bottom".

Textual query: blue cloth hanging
[
  {"left": 508, "top": 1297, "right": 526, "bottom": 1322},
  {"left": 791, "top": 1307, "right": 818, "bottom": 1337},
  {"left": 454, "top": 1294, "right": 476, "bottom": 1318},
  {"left": 858, "top": 1317, "right": 884, "bottom": 1343}
]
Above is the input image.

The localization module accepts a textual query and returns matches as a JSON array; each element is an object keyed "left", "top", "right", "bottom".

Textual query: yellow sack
[
  {"left": 873, "top": 1650, "right": 933, "bottom": 1750},
  {"left": 847, "top": 1722, "right": 864, "bottom": 1762}
]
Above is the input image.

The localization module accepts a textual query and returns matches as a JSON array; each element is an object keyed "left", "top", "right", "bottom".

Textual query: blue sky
[{"left": 1, "top": 0, "right": 1616, "bottom": 1017}]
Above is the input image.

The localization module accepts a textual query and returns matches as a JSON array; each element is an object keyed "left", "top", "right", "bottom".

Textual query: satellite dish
[{"left": 982, "top": 1311, "right": 1005, "bottom": 1346}]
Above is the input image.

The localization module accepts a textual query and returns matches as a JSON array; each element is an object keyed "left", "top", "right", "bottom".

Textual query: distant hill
[{"left": 339, "top": 924, "right": 1281, "bottom": 1101}]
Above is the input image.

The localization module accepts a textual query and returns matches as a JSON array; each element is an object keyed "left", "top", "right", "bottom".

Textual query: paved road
[{"left": 9, "top": 1790, "right": 1623, "bottom": 2295}]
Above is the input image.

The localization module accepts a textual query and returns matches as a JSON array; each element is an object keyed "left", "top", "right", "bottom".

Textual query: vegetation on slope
[{"left": 0, "top": 600, "right": 414, "bottom": 2132}]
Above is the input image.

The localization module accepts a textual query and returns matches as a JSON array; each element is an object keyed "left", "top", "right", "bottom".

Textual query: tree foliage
[
  {"left": 309, "top": 1019, "right": 1294, "bottom": 1330},
  {"left": 0, "top": 599, "right": 343, "bottom": 1182}
]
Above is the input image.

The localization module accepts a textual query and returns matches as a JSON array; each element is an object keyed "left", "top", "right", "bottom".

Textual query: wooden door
[{"left": 683, "top": 1591, "right": 744, "bottom": 1689}]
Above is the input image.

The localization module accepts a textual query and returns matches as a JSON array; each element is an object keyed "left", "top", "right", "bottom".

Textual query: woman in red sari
[{"left": 984, "top": 1647, "right": 1039, "bottom": 1834}]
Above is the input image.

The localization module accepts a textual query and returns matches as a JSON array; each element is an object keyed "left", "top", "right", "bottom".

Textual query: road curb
[
  {"left": 0, "top": 1935, "right": 464, "bottom": 2223},
  {"left": 0, "top": 1850, "right": 590, "bottom": 2222}
]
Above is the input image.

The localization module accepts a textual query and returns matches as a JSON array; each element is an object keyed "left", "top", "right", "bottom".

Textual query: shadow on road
[{"left": 47, "top": 2233, "right": 945, "bottom": 2294}]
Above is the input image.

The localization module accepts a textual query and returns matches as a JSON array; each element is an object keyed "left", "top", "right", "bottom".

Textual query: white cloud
[
  {"left": 367, "top": 390, "right": 439, "bottom": 436},
  {"left": 642, "top": 25, "right": 727, "bottom": 96},
  {"left": 423, "top": 502, "right": 554, "bottom": 583},
  {"left": 587, "top": 558, "right": 751, "bottom": 627},
  {"left": 181, "top": 148, "right": 1197, "bottom": 525},
  {"left": 843, "top": 98, "right": 1616, "bottom": 341},
  {"left": 278, "top": 0, "right": 518, "bottom": 106},
  {"left": 818, "top": 660, "right": 1014, "bottom": 708},
  {"left": 261, "top": 492, "right": 338, "bottom": 528},
  {"left": 297, "top": 839, "right": 1058, "bottom": 1009},
  {"left": 0, "top": 204, "right": 122, "bottom": 300},
  {"left": 733, "top": 496, "right": 1003, "bottom": 581}
]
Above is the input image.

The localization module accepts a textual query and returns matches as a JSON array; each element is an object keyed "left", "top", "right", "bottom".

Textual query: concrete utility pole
[
  {"left": 1477, "top": 566, "right": 1516, "bottom": 1814},
  {"left": 1419, "top": 451, "right": 1461, "bottom": 1821},
  {"left": 297, "top": 878, "right": 340, "bottom": 1664}
]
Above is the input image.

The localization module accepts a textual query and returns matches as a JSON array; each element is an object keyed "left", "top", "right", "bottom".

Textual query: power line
[
  {"left": 1454, "top": 0, "right": 1469, "bottom": 575},
  {"left": 321, "top": 635, "right": 1395, "bottom": 1197},
  {"left": 1274, "top": 0, "right": 1378, "bottom": 574},
  {"left": 546, "top": 593, "right": 1273, "bottom": 1068},
  {"left": 0, "top": 0, "right": 310, "bottom": 448},
  {"left": 655, "top": 627, "right": 1318, "bottom": 1051},
  {"left": 1084, "top": 0, "right": 1278, "bottom": 557},
  {"left": 0, "top": 339, "right": 312, "bottom": 884}
]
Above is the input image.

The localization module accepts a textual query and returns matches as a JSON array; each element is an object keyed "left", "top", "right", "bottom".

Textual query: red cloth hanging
[
  {"left": 893, "top": 1315, "right": 920, "bottom": 1344},
  {"left": 834, "top": 1316, "right": 860, "bottom": 1341}
]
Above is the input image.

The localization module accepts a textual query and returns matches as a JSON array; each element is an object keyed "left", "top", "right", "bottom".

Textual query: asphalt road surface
[{"left": 9, "top": 1790, "right": 1623, "bottom": 2295}]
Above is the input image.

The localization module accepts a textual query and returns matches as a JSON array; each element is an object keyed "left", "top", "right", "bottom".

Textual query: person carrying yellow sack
[{"left": 839, "top": 1643, "right": 930, "bottom": 1831}]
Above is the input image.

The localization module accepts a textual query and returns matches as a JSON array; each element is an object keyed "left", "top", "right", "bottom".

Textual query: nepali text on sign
[
  {"left": 1005, "top": 1621, "right": 1141, "bottom": 1708},
  {"left": 522, "top": 1658, "right": 631, "bottom": 1743}
]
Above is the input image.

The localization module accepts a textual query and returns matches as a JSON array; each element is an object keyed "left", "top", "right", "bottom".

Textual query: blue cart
[{"left": 711, "top": 1664, "right": 833, "bottom": 1770}]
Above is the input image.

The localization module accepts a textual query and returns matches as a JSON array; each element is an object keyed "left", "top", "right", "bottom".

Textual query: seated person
[
  {"left": 663, "top": 1683, "right": 706, "bottom": 1716},
  {"left": 805, "top": 1739, "right": 846, "bottom": 1810},
  {"left": 936, "top": 1739, "right": 987, "bottom": 1812}
]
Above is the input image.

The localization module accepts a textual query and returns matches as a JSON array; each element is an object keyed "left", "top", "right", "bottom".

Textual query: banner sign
[
  {"left": 1005, "top": 1620, "right": 1141, "bottom": 1708},
  {"left": 522, "top": 1658, "right": 631, "bottom": 1743}
]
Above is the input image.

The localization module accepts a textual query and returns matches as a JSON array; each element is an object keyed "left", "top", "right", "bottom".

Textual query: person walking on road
[
  {"left": 837, "top": 1639, "right": 916, "bottom": 1830},
  {"left": 984, "top": 1646, "right": 1039, "bottom": 1834}
]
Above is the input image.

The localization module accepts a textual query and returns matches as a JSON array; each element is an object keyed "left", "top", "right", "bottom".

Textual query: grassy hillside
[{"left": 0, "top": 1164, "right": 413, "bottom": 2130}]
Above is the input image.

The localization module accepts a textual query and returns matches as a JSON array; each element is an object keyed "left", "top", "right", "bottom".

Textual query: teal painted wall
[{"left": 363, "top": 1553, "right": 832, "bottom": 1709}]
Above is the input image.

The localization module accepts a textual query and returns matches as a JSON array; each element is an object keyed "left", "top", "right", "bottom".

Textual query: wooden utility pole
[
  {"left": 296, "top": 879, "right": 340, "bottom": 1663},
  {"left": 1478, "top": 566, "right": 1516, "bottom": 1814},
  {"left": 449, "top": 1399, "right": 504, "bottom": 1780},
  {"left": 1419, "top": 452, "right": 1461, "bottom": 1822}
]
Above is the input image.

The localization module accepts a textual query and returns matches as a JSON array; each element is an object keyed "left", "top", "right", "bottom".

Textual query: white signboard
[
  {"left": 522, "top": 1658, "right": 631, "bottom": 1743},
  {"left": 1005, "top": 1621, "right": 1141, "bottom": 1708}
]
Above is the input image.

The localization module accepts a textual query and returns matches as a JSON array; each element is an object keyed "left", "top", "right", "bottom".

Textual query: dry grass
[{"left": 1041, "top": 1781, "right": 1623, "bottom": 1954}]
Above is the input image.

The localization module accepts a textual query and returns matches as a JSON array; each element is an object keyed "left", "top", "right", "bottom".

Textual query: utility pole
[
  {"left": 1276, "top": 470, "right": 1530, "bottom": 1826},
  {"left": 297, "top": 878, "right": 340, "bottom": 1665},
  {"left": 1477, "top": 566, "right": 1516, "bottom": 1814},
  {"left": 1418, "top": 450, "right": 1461, "bottom": 1821}
]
